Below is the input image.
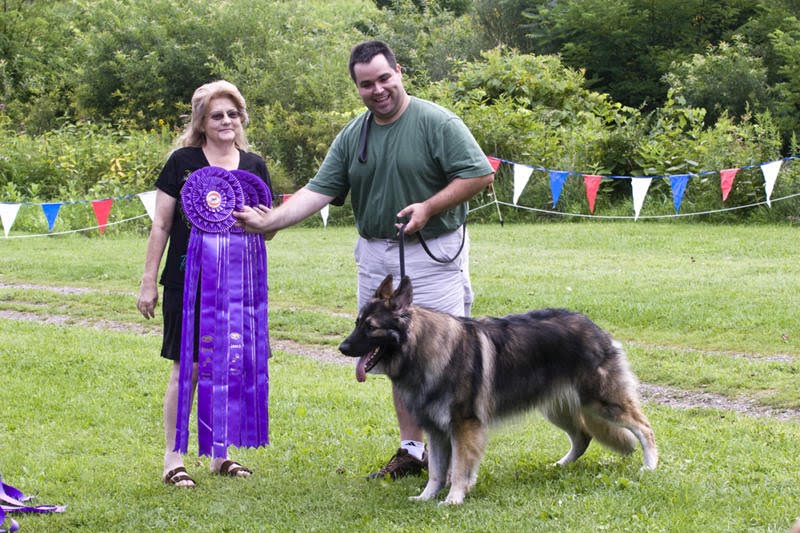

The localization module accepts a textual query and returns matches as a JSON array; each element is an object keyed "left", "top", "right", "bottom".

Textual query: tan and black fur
[{"left": 339, "top": 274, "right": 658, "bottom": 505}]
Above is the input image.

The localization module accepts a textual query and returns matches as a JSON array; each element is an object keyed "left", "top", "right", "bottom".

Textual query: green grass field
[{"left": 0, "top": 222, "right": 798, "bottom": 532}]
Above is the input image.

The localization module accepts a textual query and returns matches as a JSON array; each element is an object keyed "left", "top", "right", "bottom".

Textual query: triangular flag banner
[
  {"left": 91, "top": 198, "right": 114, "bottom": 235},
  {"left": 631, "top": 177, "right": 653, "bottom": 220},
  {"left": 0, "top": 203, "right": 21, "bottom": 238},
  {"left": 549, "top": 170, "right": 570, "bottom": 208},
  {"left": 320, "top": 204, "right": 329, "bottom": 227},
  {"left": 760, "top": 160, "right": 782, "bottom": 207},
  {"left": 669, "top": 174, "right": 690, "bottom": 213},
  {"left": 41, "top": 202, "right": 63, "bottom": 232},
  {"left": 512, "top": 164, "right": 534, "bottom": 205},
  {"left": 719, "top": 168, "right": 740, "bottom": 202},
  {"left": 137, "top": 190, "right": 157, "bottom": 221},
  {"left": 583, "top": 175, "right": 602, "bottom": 214},
  {"left": 487, "top": 156, "right": 502, "bottom": 172}
]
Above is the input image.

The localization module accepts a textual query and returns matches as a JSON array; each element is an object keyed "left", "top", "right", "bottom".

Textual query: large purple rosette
[{"left": 175, "top": 166, "right": 271, "bottom": 458}]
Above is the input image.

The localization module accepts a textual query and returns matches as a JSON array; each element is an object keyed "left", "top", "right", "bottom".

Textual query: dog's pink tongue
[{"left": 356, "top": 355, "right": 368, "bottom": 382}]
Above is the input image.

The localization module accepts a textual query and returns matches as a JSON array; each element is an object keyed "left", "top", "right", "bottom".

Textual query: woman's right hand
[{"left": 137, "top": 280, "right": 159, "bottom": 319}]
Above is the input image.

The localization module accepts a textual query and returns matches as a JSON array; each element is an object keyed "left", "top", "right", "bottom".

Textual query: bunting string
[
  {"left": 1, "top": 154, "right": 798, "bottom": 238},
  {"left": 0, "top": 214, "right": 150, "bottom": 239},
  {"left": 473, "top": 193, "right": 800, "bottom": 220},
  {"left": 486, "top": 153, "right": 799, "bottom": 220}
]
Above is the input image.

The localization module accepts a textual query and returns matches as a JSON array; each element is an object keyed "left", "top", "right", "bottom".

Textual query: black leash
[
  {"left": 396, "top": 222, "right": 466, "bottom": 279},
  {"left": 398, "top": 223, "right": 407, "bottom": 280}
]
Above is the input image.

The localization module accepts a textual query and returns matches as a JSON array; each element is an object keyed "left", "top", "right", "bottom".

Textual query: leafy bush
[{"left": 0, "top": 118, "right": 171, "bottom": 200}]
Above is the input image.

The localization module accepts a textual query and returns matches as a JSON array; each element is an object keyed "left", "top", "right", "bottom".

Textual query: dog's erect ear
[
  {"left": 393, "top": 275, "right": 413, "bottom": 309},
  {"left": 375, "top": 274, "right": 394, "bottom": 300}
]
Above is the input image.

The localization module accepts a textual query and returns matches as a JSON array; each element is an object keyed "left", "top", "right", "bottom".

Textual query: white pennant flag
[
  {"left": 320, "top": 204, "right": 329, "bottom": 227},
  {"left": 137, "top": 190, "right": 157, "bottom": 221},
  {"left": 0, "top": 203, "right": 21, "bottom": 237},
  {"left": 631, "top": 178, "right": 653, "bottom": 221},
  {"left": 760, "top": 160, "right": 782, "bottom": 207},
  {"left": 513, "top": 164, "right": 534, "bottom": 205}
]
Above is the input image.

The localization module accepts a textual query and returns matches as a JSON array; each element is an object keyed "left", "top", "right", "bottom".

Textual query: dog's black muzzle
[{"left": 338, "top": 338, "right": 355, "bottom": 357}]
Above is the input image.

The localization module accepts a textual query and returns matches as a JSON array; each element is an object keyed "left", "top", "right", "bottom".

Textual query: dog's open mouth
[{"left": 356, "top": 347, "right": 382, "bottom": 382}]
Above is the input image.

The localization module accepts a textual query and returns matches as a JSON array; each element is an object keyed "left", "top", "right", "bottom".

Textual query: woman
[{"left": 137, "top": 80, "right": 272, "bottom": 487}]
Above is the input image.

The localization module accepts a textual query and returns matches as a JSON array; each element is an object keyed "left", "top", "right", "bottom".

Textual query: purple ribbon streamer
[
  {"left": 226, "top": 232, "right": 245, "bottom": 446},
  {"left": 0, "top": 476, "right": 65, "bottom": 533},
  {"left": 0, "top": 508, "right": 17, "bottom": 533},
  {"left": 175, "top": 167, "right": 271, "bottom": 457}
]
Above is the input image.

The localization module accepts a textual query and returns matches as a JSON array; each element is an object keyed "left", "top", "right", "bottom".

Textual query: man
[{"left": 235, "top": 40, "right": 494, "bottom": 479}]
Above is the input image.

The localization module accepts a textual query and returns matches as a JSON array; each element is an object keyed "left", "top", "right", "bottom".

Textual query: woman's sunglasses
[{"left": 208, "top": 110, "right": 241, "bottom": 121}]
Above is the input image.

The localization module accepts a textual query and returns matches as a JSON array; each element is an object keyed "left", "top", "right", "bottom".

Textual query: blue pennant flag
[
  {"left": 549, "top": 170, "right": 570, "bottom": 208},
  {"left": 669, "top": 174, "right": 690, "bottom": 213},
  {"left": 41, "top": 203, "right": 63, "bottom": 232}
]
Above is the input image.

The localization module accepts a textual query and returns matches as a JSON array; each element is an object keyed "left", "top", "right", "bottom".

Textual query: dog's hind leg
[
  {"left": 542, "top": 406, "right": 592, "bottom": 466},
  {"left": 443, "top": 419, "right": 487, "bottom": 505},
  {"left": 411, "top": 429, "right": 450, "bottom": 502}
]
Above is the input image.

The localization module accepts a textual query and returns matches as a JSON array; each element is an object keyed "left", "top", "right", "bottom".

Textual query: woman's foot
[
  {"left": 163, "top": 466, "right": 196, "bottom": 487},
  {"left": 163, "top": 451, "right": 195, "bottom": 487},
  {"left": 210, "top": 458, "right": 252, "bottom": 478}
]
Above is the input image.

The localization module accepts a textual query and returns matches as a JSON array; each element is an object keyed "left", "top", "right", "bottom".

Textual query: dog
[{"left": 338, "top": 274, "right": 658, "bottom": 505}]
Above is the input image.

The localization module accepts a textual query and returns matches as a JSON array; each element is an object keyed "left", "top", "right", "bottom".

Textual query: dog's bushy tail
[{"left": 581, "top": 412, "right": 638, "bottom": 455}]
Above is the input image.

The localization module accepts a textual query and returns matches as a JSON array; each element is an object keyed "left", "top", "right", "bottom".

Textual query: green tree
[
  {"left": 768, "top": 17, "right": 800, "bottom": 143},
  {"left": 472, "top": 0, "right": 541, "bottom": 52},
  {"left": 74, "top": 0, "right": 222, "bottom": 129},
  {"left": 523, "top": 0, "right": 759, "bottom": 109},
  {"left": 663, "top": 36, "right": 769, "bottom": 126},
  {"left": 373, "top": 0, "right": 471, "bottom": 16},
  {"left": 0, "top": 1, "right": 86, "bottom": 133}
]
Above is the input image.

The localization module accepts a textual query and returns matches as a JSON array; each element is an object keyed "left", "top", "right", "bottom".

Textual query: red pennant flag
[
  {"left": 719, "top": 168, "right": 740, "bottom": 202},
  {"left": 487, "top": 156, "right": 502, "bottom": 172},
  {"left": 91, "top": 198, "right": 113, "bottom": 235},
  {"left": 583, "top": 175, "right": 602, "bottom": 213}
]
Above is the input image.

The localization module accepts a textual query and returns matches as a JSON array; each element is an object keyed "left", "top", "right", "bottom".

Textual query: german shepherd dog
[{"left": 339, "top": 275, "right": 658, "bottom": 505}]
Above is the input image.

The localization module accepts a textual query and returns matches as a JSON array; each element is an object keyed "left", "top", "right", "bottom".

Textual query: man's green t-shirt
[{"left": 306, "top": 97, "right": 492, "bottom": 240}]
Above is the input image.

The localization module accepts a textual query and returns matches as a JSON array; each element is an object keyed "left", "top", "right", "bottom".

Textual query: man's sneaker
[{"left": 366, "top": 448, "right": 427, "bottom": 480}]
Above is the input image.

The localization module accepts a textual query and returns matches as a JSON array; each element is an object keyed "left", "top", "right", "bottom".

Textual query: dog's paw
[
  {"left": 411, "top": 481, "right": 444, "bottom": 502},
  {"left": 441, "top": 493, "right": 465, "bottom": 505}
]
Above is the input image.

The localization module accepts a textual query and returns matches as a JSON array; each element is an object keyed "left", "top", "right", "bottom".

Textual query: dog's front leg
[
  {"left": 443, "top": 419, "right": 487, "bottom": 505},
  {"left": 410, "top": 429, "right": 450, "bottom": 502}
]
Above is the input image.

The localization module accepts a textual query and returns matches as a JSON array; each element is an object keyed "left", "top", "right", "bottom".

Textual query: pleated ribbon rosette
[{"left": 175, "top": 167, "right": 272, "bottom": 458}]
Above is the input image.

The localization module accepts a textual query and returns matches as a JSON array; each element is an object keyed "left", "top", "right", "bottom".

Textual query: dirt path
[{"left": 1, "top": 281, "right": 798, "bottom": 421}]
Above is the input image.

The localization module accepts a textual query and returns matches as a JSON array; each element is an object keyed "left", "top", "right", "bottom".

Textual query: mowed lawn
[{"left": 0, "top": 221, "right": 798, "bottom": 532}]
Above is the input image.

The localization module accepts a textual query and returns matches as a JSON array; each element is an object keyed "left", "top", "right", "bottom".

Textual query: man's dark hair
[{"left": 348, "top": 40, "right": 397, "bottom": 82}]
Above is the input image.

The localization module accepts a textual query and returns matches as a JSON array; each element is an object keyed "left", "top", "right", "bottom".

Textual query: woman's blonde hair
[{"left": 176, "top": 80, "right": 251, "bottom": 150}]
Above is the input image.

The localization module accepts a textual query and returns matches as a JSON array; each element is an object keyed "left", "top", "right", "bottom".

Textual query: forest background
[{"left": 2, "top": 0, "right": 800, "bottom": 232}]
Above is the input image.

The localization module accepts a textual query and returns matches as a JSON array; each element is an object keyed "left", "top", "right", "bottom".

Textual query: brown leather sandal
[
  {"left": 215, "top": 460, "right": 252, "bottom": 477},
  {"left": 163, "top": 466, "right": 196, "bottom": 487}
]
